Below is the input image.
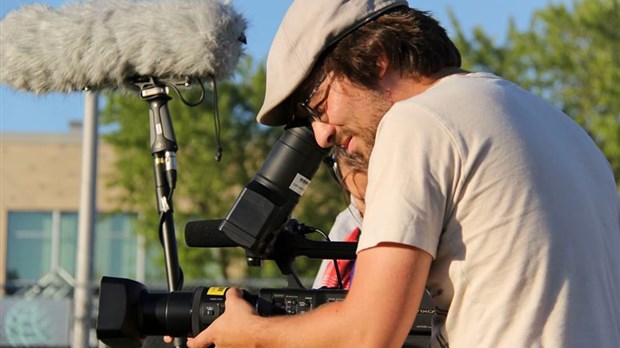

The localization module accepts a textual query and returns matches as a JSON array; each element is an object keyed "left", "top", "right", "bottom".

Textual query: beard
[{"left": 338, "top": 89, "right": 393, "bottom": 165}]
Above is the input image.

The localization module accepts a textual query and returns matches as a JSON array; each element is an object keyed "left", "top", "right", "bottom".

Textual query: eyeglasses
[
  {"left": 295, "top": 75, "right": 328, "bottom": 121},
  {"left": 322, "top": 153, "right": 345, "bottom": 187}
]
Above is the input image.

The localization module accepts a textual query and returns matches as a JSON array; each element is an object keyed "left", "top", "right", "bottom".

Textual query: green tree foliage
[
  {"left": 449, "top": 0, "right": 620, "bottom": 187},
  {"left": 101, "top": 56, "right": 348, "bottom": 287}
]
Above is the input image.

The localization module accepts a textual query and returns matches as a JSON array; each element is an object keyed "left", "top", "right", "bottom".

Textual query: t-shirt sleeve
[{"left": 357, "top": 102, "right": 461, "bottom": 259}]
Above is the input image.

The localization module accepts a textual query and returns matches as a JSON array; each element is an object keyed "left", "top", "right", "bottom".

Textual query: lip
[{"left": 338, "top": 136, "right": 352, "bottom": 152}]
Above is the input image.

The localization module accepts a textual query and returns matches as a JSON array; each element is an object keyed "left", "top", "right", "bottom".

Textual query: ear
[
  {"left": 376, "top": 55, "right": 396, "bottom": 100},
  {"left": 376, "top": 55, "right": 389, "bottom": 78}
]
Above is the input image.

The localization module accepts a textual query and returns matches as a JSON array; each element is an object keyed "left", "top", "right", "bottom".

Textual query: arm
[{"left": 189, "top": 243, "right": 432, "bottom": 348}]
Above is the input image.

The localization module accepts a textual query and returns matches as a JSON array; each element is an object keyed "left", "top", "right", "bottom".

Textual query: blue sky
[{"left": 0, "top": 0, "right": 569, "bottom": 133}]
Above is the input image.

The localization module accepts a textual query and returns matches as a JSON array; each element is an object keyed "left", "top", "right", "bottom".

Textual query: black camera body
[
  {"left": 97, "top": 277, "right": 350, "bottom": 346},
  {"left": 97, "top": 277, "right": 433, "bottom": 347}
]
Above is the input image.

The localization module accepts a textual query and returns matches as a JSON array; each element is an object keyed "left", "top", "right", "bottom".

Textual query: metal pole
[{"left": 72, "top": 91, "right": 99, "bottom": 348}]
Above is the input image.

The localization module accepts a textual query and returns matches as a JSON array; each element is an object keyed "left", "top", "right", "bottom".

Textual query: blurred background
[{"left": 1, "top": 0, "right": 618, "bottom": 346}]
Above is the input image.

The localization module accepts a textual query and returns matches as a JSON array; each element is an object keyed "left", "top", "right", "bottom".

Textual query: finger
[
  {"left": 225, "top": 287, "right": 243, "bottom": 302},
  {"left": 186, "top": 333, "right": 213, "bottom": 348}
]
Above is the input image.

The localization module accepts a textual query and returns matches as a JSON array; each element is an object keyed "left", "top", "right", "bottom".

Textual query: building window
[
  {"left": 5, "top": 210, "right": 139, "bottom": 293},
  {"left": 6, "top": 212, "right": 55, "bottom": 284},
  {"left": 94, "top": 212, "right": 139, "bottom": 279}
]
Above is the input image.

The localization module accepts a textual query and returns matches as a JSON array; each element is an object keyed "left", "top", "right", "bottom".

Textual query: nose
[{"left": 311, "top": 121, "right": 336, "bottom": 148}]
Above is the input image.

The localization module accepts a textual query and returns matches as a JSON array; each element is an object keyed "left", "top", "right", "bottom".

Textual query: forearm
[{"left": 256, "top": 247, "right": 429, "bottom": 347}]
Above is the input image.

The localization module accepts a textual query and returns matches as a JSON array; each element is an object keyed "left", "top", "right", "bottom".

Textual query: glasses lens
[
  {"left": 294, "top": 75, "right": 328, "bottom": 121},
  {"left": 294, "top": 102, "right": 315, "bottom": 120}
]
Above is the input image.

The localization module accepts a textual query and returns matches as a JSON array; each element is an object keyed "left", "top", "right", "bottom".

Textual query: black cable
[
  {"left": 157, "top": 187, "right": 175, "bottom": 246},
  {"left": 210, "top": 75, "right": 223, "bottom": 161},
  {"left": 313, "top": 228, "right": 344, "bottom": 289},
  {"left": 166, "top": 78, "right": 205, "bottom": 107},
  {"left": 331, "top": 258, "right": 344, "bottom": 289},
  {"left": 156, "top": 187, "right": 184, "bottom": 288},
  {"left": 165, "top": 77, "right": 222, "bottom": 161}
]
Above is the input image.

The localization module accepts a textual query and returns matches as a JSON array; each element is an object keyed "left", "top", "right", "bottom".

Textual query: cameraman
[{"left": 189, "top": 0, "right": 620, "bottom": 347}]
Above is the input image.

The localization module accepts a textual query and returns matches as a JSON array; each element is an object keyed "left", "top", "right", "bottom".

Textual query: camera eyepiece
[{"left": 219, "top": 124, "right": 329, "bottom": 256}]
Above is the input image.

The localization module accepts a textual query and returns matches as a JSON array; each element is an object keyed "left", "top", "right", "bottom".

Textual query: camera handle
[
  {"left": 183, "top": 218, "right": 359, "bottom": 289},
  {"left": 271, "top": 223, "right": 358, "bottom": 288}
]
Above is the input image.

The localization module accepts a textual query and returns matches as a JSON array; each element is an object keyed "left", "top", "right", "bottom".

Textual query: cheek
[
  {"left": 324, "top": 86, "right": 358, "bottom": 125},
  {"left": 324, "top": 97, "right": 346, "bottom": 125},
  {"left": 349, "top": 174, "right": 368, "bottom": 198},
  {"left": 358, "top": 177, "right": 368, "bottom": 197}
]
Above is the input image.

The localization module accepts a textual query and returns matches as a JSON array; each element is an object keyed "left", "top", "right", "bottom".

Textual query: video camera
[{"left": 96, "top": 123, "right": 433, "bottom": 347}]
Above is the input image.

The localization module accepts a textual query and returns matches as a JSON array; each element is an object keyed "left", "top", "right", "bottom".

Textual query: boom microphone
[{"left": 0, "top": 0, "right": 247, "bottom": 94}]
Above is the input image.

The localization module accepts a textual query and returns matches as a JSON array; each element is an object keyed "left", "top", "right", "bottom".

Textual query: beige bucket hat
[{"left": 256, "top": 0, "right": 408, "bottom": 126}]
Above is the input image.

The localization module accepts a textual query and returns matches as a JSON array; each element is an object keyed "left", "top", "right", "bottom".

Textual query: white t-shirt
[{"left": 358, "top": 73, "right": 620, "bottom": 347}]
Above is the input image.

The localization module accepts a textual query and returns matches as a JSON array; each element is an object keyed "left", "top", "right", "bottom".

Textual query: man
[{"left": 188, "top": 0, "right": 620, "bottom": 347}]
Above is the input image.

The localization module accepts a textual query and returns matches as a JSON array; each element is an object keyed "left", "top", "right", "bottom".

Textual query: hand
[{"left": 187, "top": 288, "right": 261, "bottom": 348}]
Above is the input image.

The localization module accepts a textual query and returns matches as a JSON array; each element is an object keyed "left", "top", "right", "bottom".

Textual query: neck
[{"left": 382, "top": 66, "right": 468, "bottom": 103}]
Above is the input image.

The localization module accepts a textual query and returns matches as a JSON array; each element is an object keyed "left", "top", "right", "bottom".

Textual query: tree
[
  {"left": 449, "top": 0, "right": 620, "bottom": 187},
  {"left": 101, "top": 56, "right": 348, "bottom": 288}
]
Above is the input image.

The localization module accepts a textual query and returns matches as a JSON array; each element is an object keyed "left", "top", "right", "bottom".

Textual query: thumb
[
  {"left": 224, "top": 287, "right": 246, "bottom": 307},
  {"left": 225, "top": 287, "right": 243, "bottom": 300}
]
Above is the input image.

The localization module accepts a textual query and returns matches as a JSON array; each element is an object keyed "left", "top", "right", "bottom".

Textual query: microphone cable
[
  {"left": 210, "top": 75, "right": 223, "bottom": 162},
  {"left": 156, "top": 185, "right": 185, "bottom": 291},
  {"left": 290, "top": 221, "right": 344, "bottom": 290},
  {"left": 165, "top": 76, "right": 223, "bottom": 162},
  {"left": 315, "top": 230, "right": 345, "bottom": 290}
]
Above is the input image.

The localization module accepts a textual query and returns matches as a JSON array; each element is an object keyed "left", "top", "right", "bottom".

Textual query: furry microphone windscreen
[{"left": 0, "top": 0, "right": 247, "bottom": 94}]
